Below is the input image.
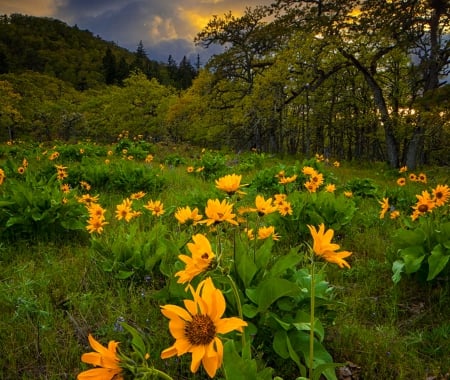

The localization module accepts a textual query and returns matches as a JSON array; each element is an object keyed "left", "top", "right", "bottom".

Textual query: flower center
[
  {"left": 435, "top": 191, "right": 443, "bottom": 199},
  {"left": 185, "top": 314, "right": 216, "bottom": 346},
  {"left": 201, "top": 251, "right": 211, "bottom": 260},
  {"left": 418, "top": 204, "right": 428, "bottom": 213}
]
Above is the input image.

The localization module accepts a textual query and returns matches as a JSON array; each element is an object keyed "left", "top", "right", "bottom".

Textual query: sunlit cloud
[
  {"left": 1, "top": 0, "right": 273, "bottom": 62},
  {"left": 1, "top": 0, "right": 56, "bottom": 16}
]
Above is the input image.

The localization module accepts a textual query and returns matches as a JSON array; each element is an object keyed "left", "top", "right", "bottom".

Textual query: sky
[{"left": 0, "top": 0, "right": 272, "bottom": 65}]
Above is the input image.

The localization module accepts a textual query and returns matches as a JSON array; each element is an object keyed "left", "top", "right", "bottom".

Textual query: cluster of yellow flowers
[
  {"left": 379, "top": 184, "right": 449, "bottom": 221},
  {"left": 77, "top": 168, "right": 354, "bottom": 379},
  {"left": 396, "top": 166, "right": 428, "bottom": 186},
  {"left": 275, "top": 165, "right": 336, "bottom": 194}
]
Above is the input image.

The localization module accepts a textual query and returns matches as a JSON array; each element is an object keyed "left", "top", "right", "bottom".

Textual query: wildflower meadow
[{"left": 0, "top": 137, "right": 449, "bottom": 380}]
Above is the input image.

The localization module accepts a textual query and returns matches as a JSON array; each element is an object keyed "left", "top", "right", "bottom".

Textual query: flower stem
[
  {"left": 227, "top": 274, "right": 247, "bottom": 349},
  {"left": 151, "top": 367, "right": 175, "bottom": 379},
  {"left": 309, "top": 259, "right": 316, "bottom": 380}
]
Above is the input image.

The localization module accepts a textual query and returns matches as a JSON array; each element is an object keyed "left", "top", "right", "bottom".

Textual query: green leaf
[
  {"left": 246, "top": 278, "right": 301, "bottom": 312},
  {"left": 399, "top": 246, "right": 425, "bottom": 274},
  {"left": 391, "top": 260, "right": 405, "bottom": 284},
  {"left": 313, "top": 363, "right": 344, "bottom": 380},
  {"left": 242, "top": 303, "right": 258, "bottom": 318},
  {"left": 427, "top": 244, "right": 450, "bottom": 281},
  {"left": 235, "top": 245, "right": 258, "bottom": 288},
  {"left": 115, "top": 270, "right": 134, "bottom": 279},
  {"left": 121, "top": 322, "right": 147, "bottom": 359},
  {"left": 394, "top": 228, "right": 426, "bottom": 248},
  {"left": 273, "top": 330, "right": 289, "bottom": 359},
  {"left": 223, "top": 340, "right": 273, "bottom": 380},
  {"left": 255, "top": 238, "right": 273, "bottom": 269},
  {"left": 267, "top": 249, "right": 302, "bottom": 278}
]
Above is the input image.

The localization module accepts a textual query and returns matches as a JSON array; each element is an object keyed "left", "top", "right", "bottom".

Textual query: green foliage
[
  {"left": 249, "top": 166, "right": 284, "bottom": 194},
  {"left": 0, "top": 172, "right": 87, "bottom": 241},
  {"left": 91, "top": 222, "right": 177, "bottom": 281},
  {"left": 163, "top": 153, "right": 186, "bottom": 167},
  {"left": 345, "top": 178, "right": 379, "bottom": 198},
  {"left": 197, "top": 150, "right": 228, "bottom": 179},
  {"left": 68, "top": 159, "right": 165, "bottom": 195},
  {"left": 275, "top": 192, "right": 357, "bottom": 245},
  {"left": 391, "top": 219, "right": 450, "bottom": 283}
]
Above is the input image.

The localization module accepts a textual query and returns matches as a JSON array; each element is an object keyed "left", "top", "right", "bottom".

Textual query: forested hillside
[{"left": 0, "top": 14, "right": 197, "bottom": 90}]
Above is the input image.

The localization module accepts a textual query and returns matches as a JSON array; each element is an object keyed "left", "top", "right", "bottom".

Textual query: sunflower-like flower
[
  {"left": 325, "top": 184, "right": 336, "bottom": 193},
  {"left": 302, "top": 166, "right": 317, "bottom": 176},
  {"left": 160, "top": 277, "right": 247, "bottom": 378},
  {"left": 144, "top": 200, "right": 165, "bottom": 216},
  {"left": 307, "top": 223, "right": 352, "bottom": 268},
  {"left": 175, "top": 206, "right": 203, "bottom": 225},
  {"left": 310, "top": 172, "right": 324, "bottom": 187},
  {"left": 244, "top": 227, "right": 255, "bottom": 240},
  {"left": 61, "top": 183, "right": 71, "bottom": 193},
  {"left": 432, "top": 184, "right": 449, "bottom": 207},
  {"left": 87, "top": 203, "right": 106, "bottom": 220},
  {"left": 278, "top": 174, "right": 297, "bottom": 185},
  {"left": 86, "top": 216, "right": 109, "bottom": 234},
  {"left": 77, "top": 334, "right": 123, "bottom": 380},
  {"left": 390, "top": 210, "right": 400, "bottom": 219},
  {"left": 175, "top": 234, "right": 215, "bottom": 284},
  {"left": 251, "top": 195, "right": 278, "bottom": 216},
  {"left": 130, "top": 191, "right": 146, "bottom": 200},
  {"left": 257, "top": 226, "right": 280, "bottom": 241},
  {"left": 277, "top": 201, "right": 293, "bottom": 216},
  {"left": 77, "top": 194, "right": 100, "bottom": 207},
  {"left": 417, "top": 173, "right": 427, "bottom": 183},
  {"left": 397, "top": 177, "right": 406, "bottom": 186},
  {"left": 399, "top": 166, "right": 408, "bottom": 173},
  {"left": 215, "top": 174, "right": 247, "bottom": 196},
  {"left": 304, "top": 181, "right": 318, "bottom": 193},
  {"left": 80, "top": 181, "right": 91, "bottom": 191},
  {"left": 378, "top": 197, "right": 390, "bottom": 219},
  {"left": 411, "top": 190, "right": 435, "bottom": 220},
  {"left": 344, "top": 191, "right": 353, "bottom": 198},
  {"left": 115, "top": 198, "right": 134, "bottom": 222},
  {"left": 201, "top": 199, "right": 239, "bottom": 226},
  {"left": 273, "top": 193, "right": 287, "bottom": 206}
]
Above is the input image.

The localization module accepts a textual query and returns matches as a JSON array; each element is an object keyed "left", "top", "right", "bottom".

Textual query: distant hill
[{"left": 0, "top": 14, "right": 197, "bottom": 90}]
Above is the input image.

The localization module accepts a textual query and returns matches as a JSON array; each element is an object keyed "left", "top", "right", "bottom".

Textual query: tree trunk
[
  {"left": 405, "top": 125, "right": 424, "bottom": 169},
  {"left": 339, "top": 49, "right": 399, "bottom": 167}
]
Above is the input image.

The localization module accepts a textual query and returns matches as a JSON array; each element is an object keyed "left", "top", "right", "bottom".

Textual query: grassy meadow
[{"left": 0, "top": 137, "right": 449, "bottom": 380}]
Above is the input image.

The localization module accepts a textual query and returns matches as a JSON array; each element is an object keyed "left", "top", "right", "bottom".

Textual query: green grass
[{"left": 0, "top": 143, "right": 449, "bottom": 380}]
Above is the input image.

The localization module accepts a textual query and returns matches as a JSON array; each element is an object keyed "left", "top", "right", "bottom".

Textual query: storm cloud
[{"left": 1, "top": 0, "right": 272, "bottom": 64}]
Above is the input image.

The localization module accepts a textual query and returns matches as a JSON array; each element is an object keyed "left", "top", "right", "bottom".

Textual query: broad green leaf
[
  {"left": 242, "top": 303, "right": 258, "bottom": 318},
  {"left": 235, "top": 246, "right": 258, "bottom": 288},
  {"left": 268, "top": 250, "right": 302, "bottom": 278},
  {"left": 246, "top": 278, "right": 301, "bottom": 312},
  {"left": 255, "top": 238, "right": 273, "bottom": 269},
  {"left": 427, "top": 244, "right": 450, "bottom": 281},
  {"left": 273, "top": 330, "right": 289, "bottom": 359},
  {"left": 223, "top": 340, "right": 273, "bottom": 380},
  {"left": 391, "top": 260, "right": 405, "bottom": 284},
  {"left": 399, "top": 246, "right": 425, "bottom": 274},
  {"left": 288, "top": 330, "right": 336, "bottom": 380},
  {"left": 286, "top": 331, "right": 307, "bottom": 376},
  {"left": 393, "top": 228, "right": 426, "bottom": 248},
  {"left": 121, "top": 322, "right": 147, "bottom": 358}
]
